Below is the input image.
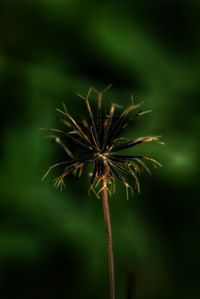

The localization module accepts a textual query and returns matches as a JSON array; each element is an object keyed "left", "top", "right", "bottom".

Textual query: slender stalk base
[{"left": 102, "top": 177, "right": 115, "bottom": 299}]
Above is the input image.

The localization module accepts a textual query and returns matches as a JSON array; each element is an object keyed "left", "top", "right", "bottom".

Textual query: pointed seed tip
[{"left": 76, "top": 93, "right": 85, "bottom": 100}]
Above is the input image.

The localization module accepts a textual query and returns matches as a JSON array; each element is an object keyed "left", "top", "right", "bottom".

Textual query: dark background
[{"left": 0, "top": 0, "right": 199, "bottom": 298}]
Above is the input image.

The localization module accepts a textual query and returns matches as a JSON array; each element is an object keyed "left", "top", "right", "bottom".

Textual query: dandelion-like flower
[
  {"left": 42, "top": 85, "right": 163, "bottom": 299},
  {"left": 42, "top": 85, "right": 163, "bottom": 199}
]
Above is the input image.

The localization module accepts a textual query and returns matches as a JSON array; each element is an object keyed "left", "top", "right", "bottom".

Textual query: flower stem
[{"left": 102, "top": 177, "right": 115, "bottom": 299}]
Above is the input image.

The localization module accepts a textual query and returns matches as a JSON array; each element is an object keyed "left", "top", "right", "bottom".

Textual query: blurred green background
[{"left": 0, "top": 0, "right": 199, "bottom": 298}]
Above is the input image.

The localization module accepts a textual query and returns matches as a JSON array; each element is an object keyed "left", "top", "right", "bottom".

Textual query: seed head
[{"left": 42, "top": 86, "right": 163, "bottom": 199}]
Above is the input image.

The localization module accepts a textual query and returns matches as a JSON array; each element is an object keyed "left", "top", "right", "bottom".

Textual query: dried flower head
[{"left": 42, "top": 86, "right": 163, "bottom": 199}]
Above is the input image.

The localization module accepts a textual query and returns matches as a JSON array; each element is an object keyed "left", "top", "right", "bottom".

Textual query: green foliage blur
[{"left": 0, "top": 1, "right": 199, "bottom": 298}]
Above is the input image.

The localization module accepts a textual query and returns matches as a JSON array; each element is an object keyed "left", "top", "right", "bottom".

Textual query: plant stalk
[{"left": 102, "top": 177, "right": 115, "bottom": 299}]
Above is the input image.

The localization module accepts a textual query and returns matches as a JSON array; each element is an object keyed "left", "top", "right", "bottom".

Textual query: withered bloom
[
  {"left": 42, "top": 86, "right": 163, "bottom": 199},
  {"left": 42, "top": 86, "right": 163, "bottom": 299}
]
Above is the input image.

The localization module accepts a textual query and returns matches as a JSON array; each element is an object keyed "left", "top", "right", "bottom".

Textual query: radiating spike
[
  {"left": 135, "top": 158, "right": 151, "bottom": 175},
  {"left": 76, "top": 93, "right": 86, "bottom": 100},
  {"left": 108, "top": 161, "right": 128, "bottom": 186},
  {"left": 143, "top": 156, "right": 162, "bottom": 168},
  {"left": 92, "top": 84, "right": 112, "bottom": 95},
  {"left": 57, "top": 105, "right": 91, "bottom": 144},
  {"left": 128, "top": 168, "right": 140, "bottom": 193},
  {"left": 97, "top": 92, "right": 102, "bottom": 132},
  {"left": 137, "top": 110, "right": 152, "bottom": 116},
  {"left": 125, "top": 182, "right": 133, "bottom": 200},
  {"left": 53, "top": 175, "right": 66, "bottom": 190},
  {"left": 90, "top": 161, "right": 98, "bottom": 187},
  {"left": 109, "top": 161, "right": 133, "bottom": 200},
  {"left": 102, "top": 103, "right": 117, "bottom": 150},
  {"left": 127, "top": 161, "right": 141, "bottom": 174},
  {"left": 43, "top": 127, "right": 93, "bottom": 150},
  {"left": 112, "top": 136, "right": 162, "bottom": 152},
  {"left": 55, "top": 137, "right": 74, "bottom": 158},
  {"left": 40, "top": 127, "right": 67, "bottom": 135},
  {"left": 84, "top": 90, "right": 100, "bottom": 148},
  {"left": 109, "top": 159, "right": 140, "bottom": 194},
  {"left": 109, "top": 154, "right": 144, "bottom": 162},
  {"left": 90, "top": 126, "right": 98, "bottom": 149},
  {"left": 88, "top": 185, "right": 100, "bottom": 199},
  {"left": 42, "top": 161, "right": 74, "bottom": 181},
  {"left": 60, "top": 119, "right": 72, "bottom": 128},
  {"left": 107, "top": 103, "right": 141, "bottom": 146}
]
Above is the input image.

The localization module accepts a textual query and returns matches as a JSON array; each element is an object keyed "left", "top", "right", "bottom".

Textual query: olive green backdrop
[{"left": 0, "top": 1, "right": 199, "bottom": 298}]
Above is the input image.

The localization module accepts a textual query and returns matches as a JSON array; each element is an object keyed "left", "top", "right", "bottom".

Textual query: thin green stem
[{"left": 102, "top": 177, "right": 115, "bottom": 299}]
